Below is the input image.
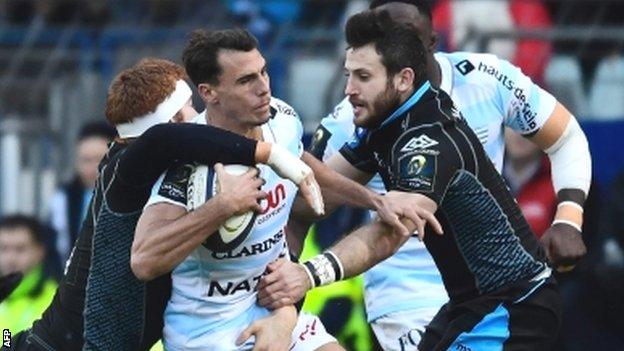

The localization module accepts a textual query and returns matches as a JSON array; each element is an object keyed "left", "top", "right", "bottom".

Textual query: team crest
[{"left": 396, "top": 152, "right": 436, "bottom": 192}]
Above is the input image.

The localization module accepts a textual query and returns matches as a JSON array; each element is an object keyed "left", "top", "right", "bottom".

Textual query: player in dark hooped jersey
[
  {"left": 9, "top": 59, "right": 323, "bottom": 351},
  {"left": 258, "top": 10, "right": 561, "bottom": 351}
]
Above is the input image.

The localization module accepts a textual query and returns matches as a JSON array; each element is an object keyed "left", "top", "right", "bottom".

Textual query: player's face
[
  {"left": 170, "top": 98, "right": 198, "bottom": 123},
  {"left": 212, "top": 49, "right": 271, "bottom": 129},
  {"left": 0, "top": 227, "right": 44, "bottom": 275},
  {"left": 345, "top": 44, "right": 401, "bottom": 128},
  {"left": 76, "top": 136, "right": 109, "bottom": 188}
]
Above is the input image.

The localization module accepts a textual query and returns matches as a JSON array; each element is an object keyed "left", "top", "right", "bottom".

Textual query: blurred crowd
[{"left": 1, "top": 1, "right": 624, "bottom": 350}]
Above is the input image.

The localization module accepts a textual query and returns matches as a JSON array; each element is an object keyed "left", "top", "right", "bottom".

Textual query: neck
[
  {"left": 398, "top": 88, "right": 415, "bottom": 105},
  {"left": 427, "top": 54, "right": 441, "bottom": 89},
  {"left": 205, "top": 110, "right": 263, "bottom": 140}
]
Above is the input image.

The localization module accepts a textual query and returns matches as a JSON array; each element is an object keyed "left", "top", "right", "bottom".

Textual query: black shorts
[
  {"left": 419, "top": 282, "right": 561, "bottom": 351},
  {"left": 3, "top": 330, "right": 53, "bottom": 351}
]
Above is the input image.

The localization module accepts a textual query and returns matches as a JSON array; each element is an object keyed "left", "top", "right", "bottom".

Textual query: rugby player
[
  {"left": 258, "top": 10, "right": 565, "bottom": 350},
  {"left": 8, "top": 58, "right": 321, "bottom": 351},
  {"left": 135, "top": 28, "right": 439, "bottom": 350},
  {"left": 265, "top": 0, "right": 592, "bottom": 349}
]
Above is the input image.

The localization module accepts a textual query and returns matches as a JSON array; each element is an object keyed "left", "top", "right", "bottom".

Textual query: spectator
[
  {"left": 0, "top": 215, "right": 57, "bottom": 334},
  {"left": 47, "top": 121, "right": 116, "bottom": 269},
  {"left": 503, "top": 129, "right": 556, "bottom": 238},
  {"left": 433, "top": 0, "right": 552, "bottom": 83}
]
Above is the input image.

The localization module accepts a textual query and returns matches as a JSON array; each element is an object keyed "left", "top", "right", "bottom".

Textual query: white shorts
[
  {"left": 183, "top": 312, "right": 336, "bottom": 351},
  {"left": 289, "top": 312, "right": 338, "bottom": 351},
  {"left": 370, "top": 307, "right": 439, "bottom": 351}
]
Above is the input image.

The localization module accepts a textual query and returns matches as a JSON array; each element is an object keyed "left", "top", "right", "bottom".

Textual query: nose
[
  {"left": 344, "top": 77, "right": 357, "bottom": 96},
  {"left": 257, "top": 74, "right": 270, "bottom": 96}
]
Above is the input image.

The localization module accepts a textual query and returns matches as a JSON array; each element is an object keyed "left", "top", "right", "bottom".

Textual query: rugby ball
[{"left": 186, "top": 164, "right": 258, "bottom": 252}]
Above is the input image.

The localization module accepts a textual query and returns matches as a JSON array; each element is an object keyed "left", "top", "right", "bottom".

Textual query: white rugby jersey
[
  {"left": 316, "top": 52, "right": 557, "bottom": 321},
  {"left": 147, "top": 98, "right": 303, "bottom": 350}
]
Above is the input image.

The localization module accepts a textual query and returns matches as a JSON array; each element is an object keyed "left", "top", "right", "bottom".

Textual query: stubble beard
[{"left": 364, "top": 82, "right": 402, "bottom": 129}]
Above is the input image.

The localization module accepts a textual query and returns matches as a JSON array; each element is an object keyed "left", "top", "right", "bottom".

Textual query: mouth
[
  {"left": 349, "top": 99, "right": 366, "bottom": 117},
  {"left": 255, "top": 100, "right": 271, "bottom": 111}
]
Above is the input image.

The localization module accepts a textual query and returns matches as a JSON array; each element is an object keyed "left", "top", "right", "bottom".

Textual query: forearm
[
  {"left": 330, "top": 219, "right": 411, "bottom": 278},
  {"left": 286, "top": 217, "right": 314, "bottom": 257},
  {"left": 131, "top": 197, "right": 234, "bottom": 280},
  {"left": 120, "top": 124, "right": 259, "bottom": 187},
  {"left": 303, "top": 152, "right": 379, "bottom": 214}
]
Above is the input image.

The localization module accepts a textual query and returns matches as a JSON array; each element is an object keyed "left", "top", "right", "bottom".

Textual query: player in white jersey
[
  {"left": 263, "top": 1, "right": 592, "bottom": 350},
  {"left": 145, "top": 104, "right": 338, "bottom": 350},
  {"left": 132, "top": 28, "right": 438, "bottom": 351}
]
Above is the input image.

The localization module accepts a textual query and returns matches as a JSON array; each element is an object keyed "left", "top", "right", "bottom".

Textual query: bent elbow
[{"left": 130, "top": 253, "right": 156, "bottom": 282}]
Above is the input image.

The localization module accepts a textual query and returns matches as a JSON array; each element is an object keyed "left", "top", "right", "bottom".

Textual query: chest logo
[
  {"left": 455, "top": 59, "right": 475, "bottom": 75},
  {"left": 400, "top": 134, "right": 438, "bottom": 153}
]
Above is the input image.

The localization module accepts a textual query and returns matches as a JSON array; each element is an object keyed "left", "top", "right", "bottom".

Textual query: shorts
[
  {"left": 370, "top": 307, "right": 439, "bottom": 351},
  {"left": 419, "top": 282, "right": 562, "bottom": 351},
  {"left": 289, "top": 313, "right": 338, "bottom": 351},
  {"left": 3, "top": 330, "right": 52, "bottom": 351},
  {"left": 165, "top": 312, "right": 337, "bottom": 351}
]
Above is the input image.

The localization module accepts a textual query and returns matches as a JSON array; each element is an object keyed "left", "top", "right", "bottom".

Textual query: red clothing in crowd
[{"left": 511, "top": 158, "right": 557, "bottom": 239}]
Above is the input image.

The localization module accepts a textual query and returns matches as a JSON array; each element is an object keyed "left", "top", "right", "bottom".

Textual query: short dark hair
[
  {"left": 369, "top": 0, "right": 432, "bottom": 20},
  {"left": 182, "top": 28, "right": 259, "bottom": 86},
  {"left": 0, "top": 215, "right": 45, "bottom": 245},
  {"left": 79, "top": 121, "right": 117, "bottom": 142},
  {"left": 346, "top": 10, "right": 427, "bottom": 86}
]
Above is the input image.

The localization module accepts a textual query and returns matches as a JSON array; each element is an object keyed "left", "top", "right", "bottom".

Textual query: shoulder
[
  {"left": 438, "top": 51, "right": 517, "bottom": 85},
  {"left": 270, "top": 97, "right": 300, "bottom": 120}
]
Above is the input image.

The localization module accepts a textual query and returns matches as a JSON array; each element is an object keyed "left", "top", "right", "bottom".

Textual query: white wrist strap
[
  {"left": 267, "top": 144, "right": 311, "bottom": 185},
  {"left": 557, "top": 201, "right": 584, "bottom": 213},
  {"left": 267, "top": 144, "right": 324, "bottom": 215}
]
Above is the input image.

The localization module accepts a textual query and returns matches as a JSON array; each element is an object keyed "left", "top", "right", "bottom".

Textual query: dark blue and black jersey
[
  {"left": 27, "top": 123, "right": 258, "bottom": 351},
  {"left": 340, "top": 82, "right": 551, "bottom": 303}
]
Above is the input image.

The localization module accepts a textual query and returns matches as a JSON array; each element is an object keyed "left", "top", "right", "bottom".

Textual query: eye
[{"left": 358, "top": 73, "right": 370, "bottom": 81}]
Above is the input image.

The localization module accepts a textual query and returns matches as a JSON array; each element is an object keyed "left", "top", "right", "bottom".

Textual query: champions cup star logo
[{"left": 407, "top": 155, "right": 427, "bottom": 176}]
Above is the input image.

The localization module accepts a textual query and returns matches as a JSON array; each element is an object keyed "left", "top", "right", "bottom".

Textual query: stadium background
[{"left": 1, "top": 0, "right": 623, "bottom": 350}]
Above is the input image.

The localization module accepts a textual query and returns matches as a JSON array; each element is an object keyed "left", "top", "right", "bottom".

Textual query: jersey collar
[{"left": 379, "top": 80, "right": 431, "bottom": 129}]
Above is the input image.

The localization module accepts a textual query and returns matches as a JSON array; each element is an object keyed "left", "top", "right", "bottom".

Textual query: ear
[
  {"left": 393, "top": 67, "right": 415, "bottom": 93},
  {"left": 198, "top": 83, "right": 219, "bottom": 105}
]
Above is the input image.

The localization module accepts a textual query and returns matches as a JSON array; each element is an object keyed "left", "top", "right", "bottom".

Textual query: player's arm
[
  {"left": 527, "top": 102, "right": 590, "bottom": 270},
  {"left": 258, "top": 192, "right": 440, "bottom": 309},
  {"left": 131, "top": 164, "right": 265, "bottom": 281},
  {"left": 236, "top": 305, "right": 298, "bottom": 350},
  {"left": 292, "top": 151, "right": 434, "bottom": 239},
  {"left": 498, "top": 57, "right": 591, "bottom": 269},
  {"left": 118, "top": 123, "right": 261, "bottom": 187},
  {"left": 258, "top": 124, "right": 457, "bottom": 309}
]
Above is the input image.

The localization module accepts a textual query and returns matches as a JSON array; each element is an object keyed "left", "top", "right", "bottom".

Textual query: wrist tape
[{"left": 301, "top": 251, "right": 344, "bottom": 288}]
